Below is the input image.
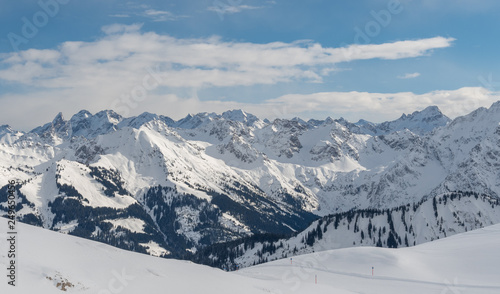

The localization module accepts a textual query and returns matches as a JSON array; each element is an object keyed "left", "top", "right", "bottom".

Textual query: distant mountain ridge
[{"left": 3, "top": 105, "right": 450, "bottom": 141}]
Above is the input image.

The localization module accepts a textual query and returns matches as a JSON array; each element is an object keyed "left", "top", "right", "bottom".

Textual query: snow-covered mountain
[
  {"left": 305, "top": 105, "right": 451, "bottom": 136},
  {"left": 1, "top": 102, "right": 500, "bottom": 260},
  {"left": 202, "top": 191, "right": 500, "bottom": 269},
  {"left": 359, "top": 105, "right": 451, "bottom": 135},
  {"left": 1, "top": 217, "right": 499, "bottom": 293}
]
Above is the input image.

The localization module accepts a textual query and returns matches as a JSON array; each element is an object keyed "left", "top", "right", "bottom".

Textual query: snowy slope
[
  {"left": 1, "top": 217, "right": 500, "bottom": 293},
  {"left": 240, "top": 224, "right": 500, "bottom": 294},
  {"left": 200, "top": 191, "right": 500, "bottom": 269}
]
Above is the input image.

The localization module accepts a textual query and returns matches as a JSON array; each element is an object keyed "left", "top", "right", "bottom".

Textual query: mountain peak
[
  {"left": 70, "top": 110, "right": 92, "bottom": 122},
  {"left": 400, "top": 105, "right": 446, "bottom": 121},
  {"left": 26, "top": 112, "right": 70, "bottom": 140},
  {"left": 0, "top": 124, "right": 16, "bottom": 137},
  {"left": 355, "top": 119, "right": 374, "bottom": 126},
  {"left": 375, "top": 105, "right": 450, "bottom": 135},
  {"left": 135, "top": 112, "right": 158, "bottom": 122},
  {"left": 52, "top": 112, "right": 65, "bottom": 124},
  {"left": 335, "top": 117, "right": 349, "bottom": 125},
  {"left": 0, "top": 124, "right": 13, "bottom": 131},
  {"left": 174, "top": 112, "right": 215, "bottom": 129},
  {"left": 422, "top": 105, "right": 441, "bottom": 113},
  {"left": 95, "top": 110, "right": 122, "bottom": 123},
  {"left": 408, "top": 105, "right": 444, "bottom": 119},
  {"left": 49, "top": 112, "right": 69, "bottom": 135},
  {"left": 118, "top": 112, "right": 162, "bottom": 129},
  {"left": 324, "top": 117, "right": 335, "bottom": 125},
  {"left": 222, "top": 109, "right": 259, "bottom": 126},
  {"left": 490, "top": 100, "right": 500, "bottom": 110},
  {"left": 222, "top": 109, "right": 246, "bottom": 117}
]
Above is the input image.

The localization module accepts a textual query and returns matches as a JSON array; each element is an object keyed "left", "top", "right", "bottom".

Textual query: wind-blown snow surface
[{"left": 1, "top": 218, "right": 499, "bottom": 294}]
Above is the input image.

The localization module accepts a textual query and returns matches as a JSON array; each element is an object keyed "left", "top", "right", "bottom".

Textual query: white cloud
[
  {"left": 142, "top": 9, "right": 188, "bottom": 22},
  {"left": 207, "top": 4, "right": 263, "bottom": 15},
  {"left": 101, "top": 23, "right": 143, "bottom": 35},
  {"left": 0, "top": 25, "right": 459, "bottom": 130},
  {"left": 261, "top": 87, "right": 499, "bottom": 122},
  {"left": 336, "top": 37, "right": 454, "bottom": 62},
  {"left": 398, "top": 72, "right": 421, "bottom": 79},
  {"left": 109, "top": 14, "right": 131, "bottom": 18},
  {"left": 400, "top": 0, "right": 499, "bottom": 12},
  {"left": 0, "top": 26, "right": 454, "bottom": 89}
]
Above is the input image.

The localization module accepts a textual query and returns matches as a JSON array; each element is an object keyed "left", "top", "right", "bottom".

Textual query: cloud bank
[
  {"left": 0, "top": 24, "right": 454, "bottom": 89},
  {"left": 0, "top": 24, "right": 469, "bottom": 130}
]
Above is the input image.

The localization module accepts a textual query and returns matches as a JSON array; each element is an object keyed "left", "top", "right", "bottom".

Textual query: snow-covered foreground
[{"left": 1, "top": 218, "right": 499, "bottom": 294}]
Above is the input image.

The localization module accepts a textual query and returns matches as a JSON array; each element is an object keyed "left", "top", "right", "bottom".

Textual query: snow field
[{"left": 1, "top": 218, "right": 499, "bottom": 293}]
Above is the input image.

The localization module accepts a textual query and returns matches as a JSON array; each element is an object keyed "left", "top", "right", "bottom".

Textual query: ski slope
[{"left": 1, "top": 217, "right": 499, "bottom": 293}]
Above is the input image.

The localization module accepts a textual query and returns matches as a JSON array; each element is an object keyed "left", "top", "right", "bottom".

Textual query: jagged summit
[
  {"left": 374, "top": 105, "right": 450, "bottom": 135},
  {"left": 221, "top": 109, "right": 246, "bottom": 119},
  {"left": 221, "top": 109, "right": 259, "bottom": 126},
  {"left": 71, "top": 109, "right": 92, "bottom": 119},
  {"left": 0, "top": 125, "right": 22, "bottom": 143},
  {"left": 0, "top": 124, "right": 15, "bottom": 135},
  {"left": 52, "top": 112, "right": 65, "bottom": 124},
  {"left": 174, "top": 112, "right": 218, "bottom": 129},
  {"left": 399, "top": 105, "right": 448, "bottom": 123},
  {"left": 29, "top": 112, "right": 69, "bottom": 140},
  {"left": 119, "top": 112, "right": 159, "bottom": 129}
]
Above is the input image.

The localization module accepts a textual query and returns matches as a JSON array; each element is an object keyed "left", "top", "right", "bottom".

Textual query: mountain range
[{"left": 1, "top": 102, "right": 500, "bottom": 265}]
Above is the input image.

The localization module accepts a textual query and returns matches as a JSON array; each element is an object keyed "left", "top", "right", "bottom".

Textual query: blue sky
[{"left": 1, "top": 0, "right": 500, "bottom": 130}]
